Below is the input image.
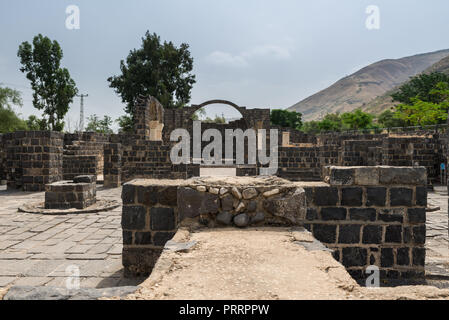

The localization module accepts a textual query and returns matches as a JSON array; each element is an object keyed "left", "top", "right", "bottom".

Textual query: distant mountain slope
[
  {"left": 363, "top": 54, "right": 449, "bottom": 114},
  {"left": 288, "top": 49, "right": 449, "bottom": 120}
]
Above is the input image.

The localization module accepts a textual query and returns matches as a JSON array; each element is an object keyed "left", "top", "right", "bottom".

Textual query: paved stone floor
[
  {"left": 426, "top": 186, "right": 449, "bottom": 279},
  {"left": 0, "top": 185, "right": 144, "bottom": 289},
  {"left": 0, "top": 184, "right": 447, "bottom": 290}
]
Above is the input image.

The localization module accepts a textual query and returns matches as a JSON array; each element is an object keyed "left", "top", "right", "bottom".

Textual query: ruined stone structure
[
  {"left": 0, "top": 96, "right": 446, "bottom": 191},
  {"left": 0, "top": 96, "right": 446, "bottom": 284},
  {"left": 121, "top": 176, "right": 307, "bottom": 276},
  {"left": 45, "top": 175, "right": 96, "bottom": 209},
  {"left": 121, "top": 166, "right": 428, "bottom": 281}
]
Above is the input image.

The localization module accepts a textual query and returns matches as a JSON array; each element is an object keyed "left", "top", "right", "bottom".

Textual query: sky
[{"left": 1, "top": 0, "right": 449, "bottom": 131}]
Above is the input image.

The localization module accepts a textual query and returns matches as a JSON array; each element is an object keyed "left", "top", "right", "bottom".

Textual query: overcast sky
[{"left": 1, "top": 0, "right": 449, "bottom": 130}]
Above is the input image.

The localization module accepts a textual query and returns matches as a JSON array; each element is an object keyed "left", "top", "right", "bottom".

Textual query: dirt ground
[{"left": 127, "top": 228, "right": 449, "bottom": 300}]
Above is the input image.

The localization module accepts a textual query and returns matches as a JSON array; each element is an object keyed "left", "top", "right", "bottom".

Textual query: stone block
[
  {"left": 381, "top": 248, "right": 394, "bottom": 267},
  {"left": 385, "top": 225, "right": 402, "bottom": 243},
  {"left": 321, "top": 207, "right": 347, "bottom": 221},
  {"left": 150, "top": 207, "right": 176, "bottom": 231},
  {"left": 389, "top": 188, "right": 413, "bottom": 207},
  {"left": 342, "top": 247, "right": 367, "bottom": 267},
  {"left": 152, "top": 232, "right": 176, "bottom": 246},
  {"left": 407, "top": 208, "right": 426, "bottom": 224},
  {"left": 379, "top": 166, "right": 427, "bottom": 185},
  {"left": 121, "top": 206, "right": 147, "bottom": 230},
  {"left": 122, "top": 247, "right": 163, "bottom": 277},
  {"left": 349, "top": 208, "right": 376, "bottom": 222},
  {"left": 412, "top": 248, "right": 425, "bottom": 266},
  {"left": 262, "top": 187, "right": 306, "bottom": 224},
  {"left": 341, "top": 187, "right": 363, "bottom": 206},
  {"left": 73, "top": 175, "right": 96, "bottom": 183},
  {"left": 134, "top": 232, "right": 152, "bottom": 245},
  {"left": 362, "top": 225, "right": 382, "bottom": 244},
  {"left": 397, "top": 248, "right": 410, "bottom": 266},
  {"left": 312, "top": 224, "right": 336, "bottom": 243},
  {"left": 366, "top": 187, "right": 386, "bottom": 207},
  {"left": 338, "top": 225, "right": 361, "bottom": 244},
  {"left": 313, "top": 187, "right": 338, "bottom": 206}
]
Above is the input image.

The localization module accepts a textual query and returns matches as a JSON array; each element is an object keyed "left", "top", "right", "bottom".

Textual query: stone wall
[
  {"left": 304, "top": 166, "right": 427, "bottom": 281},
  {"left": 121, "top": 166, "right": 427, "bottom": 281},
  {"left": 0, "top": 134, "right": 6, "bottom": 183},
  {"left": 279, "top": 131, "right": 445, "bottom": 183},
  {"left": 45, "top": 175, "right": 96, "bottom": 209},
  {"left": 121, "top": 177, "right": 306, "bottom": 276},
  {"left": 63, "top": 132, "right": 110, "bottom": 177},
  {"left": 5, "top": 131, "right": 64, "bottom": 191},
  {"left": 63, "top": 155, "right": 97, "bottom": 180}
]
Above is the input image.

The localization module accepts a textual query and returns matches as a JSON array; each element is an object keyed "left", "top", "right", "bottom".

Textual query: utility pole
[{"left": 76, "top": 93, "right": 88, "bottom": 132}]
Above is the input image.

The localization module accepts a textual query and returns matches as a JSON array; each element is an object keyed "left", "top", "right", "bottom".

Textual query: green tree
[
  {"left": 86, "top": 114, "right": 114, "bottom": 133},
  {"left": 116, "top": 115, "right": 133, "bottom": 133},
  {"left": 191, "top": 108, "right": 206, "bottom": 121},
  {"left": 17, "top": 34, "right": 78, "bottom": 131},
  {"left": 0, "top": 86, "right": 28, "bottom": 133},
  {"left": 202, "top": 114, "right": 226, "bottom": 124},
  {"left": 0, "top": 86, "right": 22, "bottom": 109},
  {"left": 108, "top": 31, "right": 196, "bottom": 120},
  {"left": 270, "top": 109, "right": 302, "bottom": 129},
  {"left": 341, "top": 109, "right": 374, "bottom": 130},
  {"left": 391, "top": 72, "right": 449, "bottom": 105},
  {"left": 318, "top": 113, "right": 343, "bottom": 132},
  {"left": 301, "top": 121, "right": 320, "bottom": 134},
  {"left": 26, "top": 115, "right": 46, "bottom": 130},
  {"left": 377, "top": 110, "right": 406, "bottom": 128},
  {"left": 393, "top": 82, "right": 449, "bottom": 126}
]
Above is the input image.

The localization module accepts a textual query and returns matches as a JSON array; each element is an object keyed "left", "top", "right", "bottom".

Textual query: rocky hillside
[
  {"left": 363, "top": 54, "right": 449, "bottom": 114},
  {"left": 288, "top": 49, "right": 449, "bottom": 120}
]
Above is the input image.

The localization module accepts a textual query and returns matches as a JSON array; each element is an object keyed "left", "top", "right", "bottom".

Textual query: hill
[{"left": 288, "top": 49, "right": 449, "bottom": 120}]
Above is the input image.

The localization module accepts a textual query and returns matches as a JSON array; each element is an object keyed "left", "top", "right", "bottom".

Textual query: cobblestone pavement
[
  {"left": 0, "top": 185, "right": 144, "bottom": 289},
  {"left": 0, "top": 184, "right": 448, "bottom": 290},
  {"left": 426, "top": 186, "right": 449, "bottom": 279}
]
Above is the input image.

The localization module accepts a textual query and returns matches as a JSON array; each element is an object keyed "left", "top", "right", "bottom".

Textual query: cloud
[
  {"left": 206, "top": 45, "right": 291, "bottom": 68},
  {"left": 206, "top": 51, "right": 249, "bottom": 67}
]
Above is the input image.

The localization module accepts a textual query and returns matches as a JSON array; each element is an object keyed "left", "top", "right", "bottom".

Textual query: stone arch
[{"left": 186, "top": 100, "right": 250, "bottom": 127}]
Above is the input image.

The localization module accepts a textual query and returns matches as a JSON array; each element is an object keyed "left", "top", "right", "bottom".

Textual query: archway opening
[{"left": 187, "top": 102, "right": 254, "bottom": 177}]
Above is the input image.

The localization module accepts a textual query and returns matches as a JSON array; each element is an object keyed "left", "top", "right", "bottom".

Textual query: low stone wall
[
  {"left": 0, "top": 134, "right": 6, "bottom": 183},
  {"left": 121, "top": 176, "right": 306, "bottom": 276},
  {"left": 63, "top": 155, "right": 97, "bottom": 180},
  {"left": 45, "top": 175, "right": 96, "bottom": 209},
  {"left": 121, "top": 166, "right": 428, "bottom": 282},
  {"left": 304, "top": 166, "right": 427, "bottom": 281},
  {"left": 5, "top": 131, "right": 63, "bottom": 191}
]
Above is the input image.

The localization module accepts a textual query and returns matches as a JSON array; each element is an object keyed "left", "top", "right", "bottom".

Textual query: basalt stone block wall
[
  {"left": 382, "top": 136, "right": 443, "bottom": 180},
  {"left": 303, "top": 166, "right": 427, "bottom": 281},
  {"left": 121, "top": 177, "right": 307, "bottom": 276},
  {"left": 45, "top": 175, "right": 96, "bottom": 209},
  {"left": 63, "top": 132, "right": 110, "bottom": 177},
  {"left": 278, "top": 145, "right": 339, "bottom": 181},
  {"left": 0, "top": 134, "right": 6, "bottom": 182},
  {"left": 121, "top": 180, "right": 180, "bottom": 277},
  {"left": 103, "top": 143, "right": 123, "bottom": 188},
  {"left": 63, "top": 155, "right": 97, "bottom": 180},
  {"left": 5, "top": 131, "right": 64, "bottom": 191},
  {"left": 278, "top": 130, "right": 445, "bottom": 182},
  {"left": 341, "top": 140, "right": 382, "bottom": 166}
]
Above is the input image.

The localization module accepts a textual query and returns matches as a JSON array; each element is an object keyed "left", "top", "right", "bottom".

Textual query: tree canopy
[
  {"left": 270, "top": 109, "right": 302, "bottom": 129},
  {"left": 86, "top": 114, "right": 114, "bottom": 134},
  {"left": 0, "top": 86, "right": 28, "bottom": 133},
  {"left": 17, "top": 34, "right": 78, "bottom": 131},
  {"left": 108, "top": 31, "right": 196, "bottom": 120},
  {"left": 391, "top": 72, "right": 449, "bottom": 105}
]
